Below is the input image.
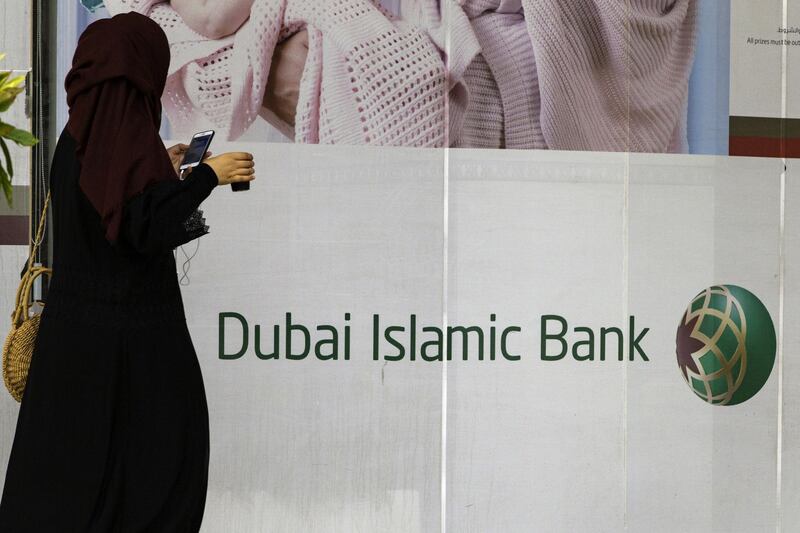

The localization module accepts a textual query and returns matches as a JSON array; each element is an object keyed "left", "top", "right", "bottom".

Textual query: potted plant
[{"left": 0, "top": 53, "right": 39, "bottom": 208}]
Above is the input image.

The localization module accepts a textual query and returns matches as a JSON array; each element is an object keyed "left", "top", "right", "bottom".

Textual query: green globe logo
[{"left": 676, "top": 285, "right": 776, "bottom": 405}]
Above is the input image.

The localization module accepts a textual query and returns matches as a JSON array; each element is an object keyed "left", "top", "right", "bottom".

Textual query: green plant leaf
[
  {"left": 0, "top": 74, "right": 25, "bottom": 90},
  {"left": 0, "top": 122, "right": 11, "bottom": 136},
  {"left": 0, "top": 136, "right": 12, "bottom": 178},
  {"left": 0, "top": 71, "right": 10, "bottom": 87},
  {"left": 2, "top": 127, "right": 37, "bottom": 147},
  {"left": 0, "top": 137, "right": 12, "bottom": 180},
  {"left": 0, "top": 86, "right": 23, "bottom": 113},
  {"left": 0, "top": 163, "right": 12, "bottom": 208}
]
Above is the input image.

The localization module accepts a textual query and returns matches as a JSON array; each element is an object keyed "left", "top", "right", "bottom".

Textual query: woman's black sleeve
[{"left": 116, "top": 163, "right": 218, "bottom": 255}]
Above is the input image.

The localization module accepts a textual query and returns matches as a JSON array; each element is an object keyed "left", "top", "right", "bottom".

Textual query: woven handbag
[{"left": 2, "top": 191, "right": 52, "bottom": 402}]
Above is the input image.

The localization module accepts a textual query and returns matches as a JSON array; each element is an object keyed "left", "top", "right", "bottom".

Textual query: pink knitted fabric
[
  {"left": 105, "top": 0, "right": 450, "bottom": 146},
  {"left": 104, "top": 0, "right": 698, "bottom": 152},
  {"left": 401, "top": 0, "right": 482, "bottom": 145},
  {"left": 437, "top": 0, "right": 698, "bottom": 152},
  {"left": 451, "top": 0, "right": 542, "bottom": 149}
]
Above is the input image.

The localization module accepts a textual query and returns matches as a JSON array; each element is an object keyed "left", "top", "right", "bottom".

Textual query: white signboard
[{"left": 165, "top": 143, "right": 793, "bottom": 531}]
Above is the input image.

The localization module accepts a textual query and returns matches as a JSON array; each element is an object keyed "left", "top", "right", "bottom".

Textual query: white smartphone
[{"left": 179, "top": 130, "right": 215, "bottom": 171}]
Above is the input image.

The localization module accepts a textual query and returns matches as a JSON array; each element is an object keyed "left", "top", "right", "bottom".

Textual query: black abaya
[{"left": 0, "top": 129, "right": 217, "bottom": 532}]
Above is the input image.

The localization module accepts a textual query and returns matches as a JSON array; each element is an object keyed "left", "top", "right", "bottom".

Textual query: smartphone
[{"left": 179, "top": 130, "right": 215, "bottom": 172}]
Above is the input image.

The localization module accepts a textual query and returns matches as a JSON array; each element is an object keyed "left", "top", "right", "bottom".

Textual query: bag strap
[
  {"left": 11, "top": 266, "right": 51, "bottom": 328},
  {"left": 10, "top": 191, "right": 52, "bottom": 328},
  {"left": 26, "top": 190, "right": 50, "bottom": 274}
]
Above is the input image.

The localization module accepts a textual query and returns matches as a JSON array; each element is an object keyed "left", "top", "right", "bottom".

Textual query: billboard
[
  {"left": 95, "top": 0, "right": 753, "bottom": 155},
  {"left": 169, "top": 142, "right": 794, "bottom": 531},
  {"left": 1, "top": 1, "right": 798, "bottom": 531}
]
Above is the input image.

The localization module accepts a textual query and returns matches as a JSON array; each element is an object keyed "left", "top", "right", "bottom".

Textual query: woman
[{"left": 0, "top": 12, "right": 254, "bottom": 531}]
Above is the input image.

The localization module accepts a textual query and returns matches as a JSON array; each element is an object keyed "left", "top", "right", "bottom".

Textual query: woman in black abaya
[{"left": 0, "top": 12, "right": 254, "bottom": 532}]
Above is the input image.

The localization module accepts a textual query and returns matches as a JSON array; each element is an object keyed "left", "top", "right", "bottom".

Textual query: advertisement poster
[
  {"left": 0, "top": 1, "right": 798, "bottom": 532},
  {"left": 102, "top": 0, "right": 735, "bottom": 155}
]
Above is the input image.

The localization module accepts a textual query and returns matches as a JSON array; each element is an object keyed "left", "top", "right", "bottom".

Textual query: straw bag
[{"left": 2, "top": 191, "right": 52, "bottom": 402}]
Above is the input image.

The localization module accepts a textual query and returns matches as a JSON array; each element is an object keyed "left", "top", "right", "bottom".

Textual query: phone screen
[{"left": 180, "top": 131, "right": 215, "bottom": 170}]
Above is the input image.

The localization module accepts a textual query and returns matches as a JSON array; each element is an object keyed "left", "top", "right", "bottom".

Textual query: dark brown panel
[
  {"left": 729, "top": 116, "right": 800, "bottom": 139},
  {"left": 0, "top": 215, "right": 29, "bottom": 245}
]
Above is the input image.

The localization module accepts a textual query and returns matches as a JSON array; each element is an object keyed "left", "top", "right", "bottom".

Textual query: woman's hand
[
  {"left": 203, "top": 152, "right": 255, "bottom": 186},
  {"left": 167, "top": 143, "right": 189, "bottom": 176},
  {"left": 167, "top": 143, "right": 213, "bottom": 177}
]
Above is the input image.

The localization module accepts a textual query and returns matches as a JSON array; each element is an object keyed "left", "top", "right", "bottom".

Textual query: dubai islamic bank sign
[{"left": 217, "top": 285, "right": 776, "bottom": 407}]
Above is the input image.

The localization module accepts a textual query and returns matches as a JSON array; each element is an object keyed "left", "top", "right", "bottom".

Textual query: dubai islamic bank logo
[{"left": 676, "top": 285, "right": 776, "bottom": 406}]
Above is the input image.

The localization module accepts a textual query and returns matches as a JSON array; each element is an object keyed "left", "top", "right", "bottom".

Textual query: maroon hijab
[{"left": 65, "top": 11, "right": 176, "bottom": 243}]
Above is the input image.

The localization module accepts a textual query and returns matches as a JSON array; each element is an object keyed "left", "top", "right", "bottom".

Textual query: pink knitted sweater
[
  {"left": 105, "top": 0, "right": 697, "bottom": 152},
  {"left": 105, "top": 0, "right": 451, "bottom": 146},
  {"left": 439, "top": 0, "right": 699, "bottom": 152}
]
